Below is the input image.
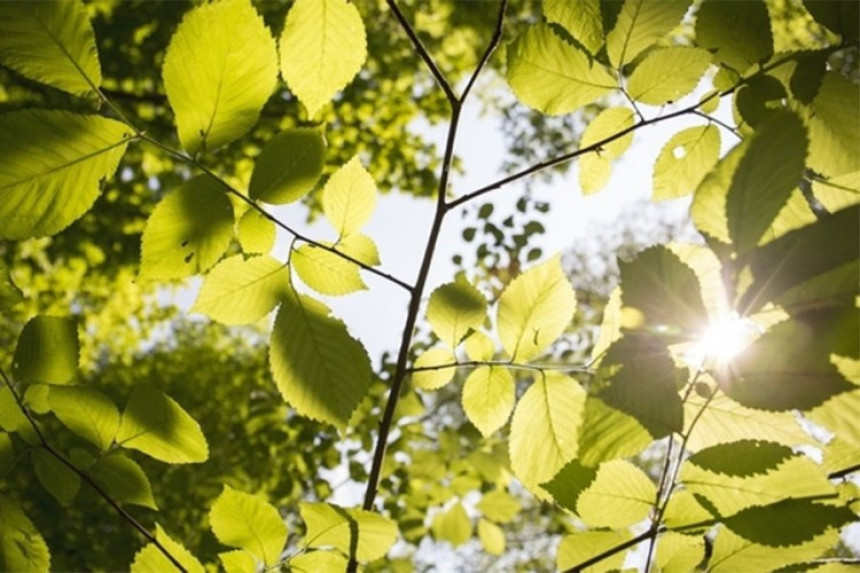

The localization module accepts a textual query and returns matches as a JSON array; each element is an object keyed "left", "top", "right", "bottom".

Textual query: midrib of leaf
[
  {"left": 511, "top": 274, "right": 564, "bottom": 360},
  {"left": 294, "top": 294, "right": 341, "bottom": 388},
  {"left": 316, "top": 0, "right": 328, "bottom": 87},
  {"left": 616, "top": 0, "right": 644, "bottom": 68},
  {"left": 541, "top": 377, "right": 567, "bottom": 460},
  {"left": 202, "top": 263, "right": 287, "bottom": 304},
  {"left": 35, "top": 10, "right": 99, "bottom": 94},
  {"left": 524, "top": 60, "right": 615, "bottom": 90},
  {"left": 201, "top": 30, "right": 234, "bottom": 151}
]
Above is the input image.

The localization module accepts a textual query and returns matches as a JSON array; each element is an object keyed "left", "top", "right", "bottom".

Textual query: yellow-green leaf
[
  {"left": 578, "top": 107, "right": 636, "bottom": 195},
  {"left": 131, "top": 524, "right": 205, "bottom": 573},
  {"left": 322, "top": 156, "right": 377, "bottom": 238},
  {"left": 656, "top": 532, "right": 706, "bottom": 573},
  {"left": 430, "top": 502, "right": 472, "bottom": 548},
  {"left": 163, "top": 0, "right": 278, "bottom": 153},
  {"left": 0, "top": 494, "right": 50, "bottom": 572},
  {"left": 237, "top": 209, "right": 276, "bottom": 255},
  {"left": 248, "top": 128, "right": 325, "bottom": 205},
  {"left": 426, "top": 277, "right": 487, "bottom": 349},
  {"left": 33, "top": 449, "right": 80, "bottom": 504},
  {"left": 412, "top": 348, "right": 456, "bottom": 391},
  {"left": 695, "top": 0, "right": 773, "bottom": 72},
  {"left": 192, "top": 255, "right": 288, "bottom": 325},
  {"left": 807, "top": 72, "right": 860, "bottom": 178},
  {"left": 628, "top": 47, "right": 711, "bottom": 105},
  {"left": 336, "top": 233, "right": 381, "bottom": 267},
  {"left": 542, "top": 0, "right": 603, "bottom": 55},
  {"left": 13, "top": 316, "right": 78, "bottom": 386},
  {"left": 279, "top": 0, "right": 367, "bottom": 118},
  {"left": 477, "top": 519, "right": 505, "bottom": 556},
  {"left": 606, "top": 0, "right": 692, "bottom": 68},
  {"left": 289, "top": 550, "right": 348, "bottom": 573},
  {"left": 557, "top": 530, "right": 631, "bottom": 572},
  {"left": 292, "top": 244, "right": 366, "bottom": 296},
  {"left": 49, "top": 386, "right": 119, "bottom": 451},
  {"left": 209, "top": 485, "right": 287, "bottom": 567},
  {"left": 461, "top": 366, "right": 515, "bottom": 437},
  {"left": 465, "top": 331, "right": 495, "bottom": 362},
  {"left": 576, "top": 460, "right": 656, "bottom": 528},
  {"left": 476, "top": 490, "right": 521, "bottom": 524},
  {"left": 219, "top": 550, "right": 256, "bottom": 573},
  {"left": 653, "top": 125, "right": 721, "bottom": 200},
  {"left": 90, "top": 452, "right": 157, "bottom": 510},
  {"left": 300, "top": 502, "right": 397, "bottom": 562}
]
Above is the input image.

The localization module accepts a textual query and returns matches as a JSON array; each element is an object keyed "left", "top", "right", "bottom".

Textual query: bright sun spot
[{"left": 687, "top": 313, "right": 761, "bottom": 368}]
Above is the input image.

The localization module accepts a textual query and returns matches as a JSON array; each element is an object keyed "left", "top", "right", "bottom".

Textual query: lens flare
[{"left": 687, "top": 313, "right": 760, "bottom": 368}]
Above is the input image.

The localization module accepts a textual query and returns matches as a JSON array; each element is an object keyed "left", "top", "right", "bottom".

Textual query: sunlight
[{"left": 687, "top": 313, "right": 760, "bottom": 368}]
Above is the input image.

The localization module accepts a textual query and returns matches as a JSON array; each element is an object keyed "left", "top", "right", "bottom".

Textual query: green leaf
[
  {"left": 90, "top": 452, "right": 157, "bottom": 510},
  {"left": 509, "top": 373, "right": 585, "bottom": 495},
  {"left": 709, "top": 523, "right": 838, "bottom": 572},
  {"left": 461, "top": 366, "right": 515, "bottom": 437},
  {"left": 289, "top": 550, "right": 348, "bottom": 573},
  {"left": 695, "top": 0, "right": 773, "bottom": 72},
  {"left": 0, "top": 110, "right": 130, "bottom": 240},
  {"left": 578, "top": 107, "right": 635, "bottom": 195},
  {"left": 322, "top": 156, "right": 377, "bottom": 238},
  {"left": 628, "top": 47, "right": 711, "bottom": 105},
  {"left": 336, "top": 233, "right": 381, "bottom": 267},
  {"left": 812, "top": 170, "right": 860, "bottom": 213},
  {"left": 270, "top": 290, "right": 372, "bottom": 428},
  {"left": 497, "top": 256, "right": 576, "bottom": 361},
  {"left": 0, "top": 494, "right": 50, "bottom": 572},
  {"left": 723, "top": 500, "right": 854, "bottom": 547},
  {"left": 477, "top": 519, "right": 505, "bottom": 556},
  {"left": 735, "top": 75, "right": 787, "bottom": 129},
  {"left": 653, "top": 125, "right": 721, "bottom": 200},
  {"left": 0, "top": 387, "right": 28, "bottom": 434},
  {"left": 131, "top": 524, "right": 205, "bottom": 573},
  {"left": 807, "top": 387, "right": 860, "bottom": 448},
  {"left": 49, "top": 385, "right": 120, "bottom": 451},
  {"left": 0, "top": 1, "right": 101, "bottom": 97},
  {"left": 162, "top": 0, "right": 278, "bottom": 153},
  {"left": 591, "top": 287, "right": 622, "bottom": 365},
  {"left": 606, "top": 0, "right": 692, "bottom": 68},
  {"left": 219, "top": 550, "right": 256, "bottom": 573},
  {"left": 576, "top": 460, "right": 656, "bottom": 528},
  {"left": 544, "top": 459, "right": 598, "bottom": 515},
  {"left": 292, "top": 244, "right": 366, "bottom": 296},
  {"left": 465, "top": 331, "right": 495, "bottom": 362},
  {"left": 14, "top": 316, "right": 78, "bottom": 385},
  {"left": 411, "top": 348, "right": 456, "bottom": 391},
  {"left": 556, "top": 530, "right": 631, "bottom": 572},
  {"left": 691, "top": 138, "right": 748, "bottom": 244},
  {"left": 237, "top": 209, "right": 276, "bottom": 255},
  {"left": 802, "top": 0, "right": 859, "bottom": 42},
  {"left": 192, "top": 255, "right": 288, "bottom": 325},
  {"left": 279, "top": 0, "right": 367, "bottom": 118},
  {"left": 426, "top": 277, "right": 487, "bottom": 349},
  {"left": 687, "top": 440, "right": 793, "bottom": 478},
  {"left": 726, "top": 111, "right": 808, "bottom": 254},
  {"left": 300, "top": 502, "right": 398, "bottom": 562},
  {"left": 209, "top": 485, "right": 287, "bottom": 566},
  {"left": 0, "top": 260, "right": 23, "bottom": 311},
  {"left": 663, "top": 490, "right": 715, "bottom": 530},
  {"left": 431, "top": 502, "right": 472, "bottom": 548},
  {"left": 32, "top": 449, "right": 79, "bottom": 504},
  {"left": 0, "top": 433, "right": 14, "bottom": 477},
  {"left": 139, "top": 175, "right": 235, "bottom": 280},
  {"left": 23, "top": 384, "right": 51, "bottom": 415},
  {"left": 542, "top": 0, "right": 603, "bottom": 55},
  {"left": 507, "top": 23, "right": 615, "bottom": 116},
  {"left": 248, "top": 128, "right": 326, "bottom": 205},
  {"left": 116, "top": 385, "right": 209, "bottom": 464},
  {"left": 806, "top": 72, "right": 860, "bottom": 178},
  {"left": 577, "top": 396, "right": 655, "bottom": 465},
  {"left": 476, "top": 490, "right": 521, "bottom": 524},
  {"left": 656, "top": 532, "right": 706, "bottom": 573}
]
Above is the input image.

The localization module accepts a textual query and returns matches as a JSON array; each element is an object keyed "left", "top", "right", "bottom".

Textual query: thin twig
[
  {"left": 829, "top": 463, "right": 860, "bottom": 480},
  {"left": 407, "top": 359, "right": 592, "bottom": 375},
  {"left": 458, "top": 0, "right": 509, "bottom": 105},
  {"left": 691, "top": 109, "right": 741, "bottom": 140},
  {"left": 0, "top": 367, "right": 187, "bottom": 572}
]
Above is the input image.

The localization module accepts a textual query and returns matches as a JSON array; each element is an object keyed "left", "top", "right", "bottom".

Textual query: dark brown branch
[
  {"left": 408, "top": 359, "right": 591, "bottom": 375},
  {"left": 458, "top": 0, "right": 509, "bottom": 105},
  {"left": 0, "top": 367, "right": 187, "bottom": 572},
  {"left": 829, "top": 463, "right": 860, "bottom": 480},
  {"left": 564, "top": 527, "right": 665, "bottom": 572}
]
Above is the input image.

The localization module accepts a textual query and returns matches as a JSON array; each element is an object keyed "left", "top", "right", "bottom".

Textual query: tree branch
[
  {"left": 829, "top": 463, "right": 860, "bottom": 480},
  {"left": 408, "top": 358, "right": 591, "bottom": 375},
  {"left": 0, "top": 367, "right": 187, "bottom": 573}
]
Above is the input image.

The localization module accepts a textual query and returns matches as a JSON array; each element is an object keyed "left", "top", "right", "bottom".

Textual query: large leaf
[
  {"left": 300, "top": 502, "right": 397, "bottom": 562},
  {"left": 0, "top": 110, "right": 130, "bottom": 240},
  {"left": 507, "top": 23, "right": 615, "bottom": 116},
  {"left": 49, "top": 386, "right": 119, "bottom": 451},
  {"left": 13, "top": 316, "right": 78, "bottom": 386},
  {"left": 0, "top": 494, "right": 50, "bottom": 572},
  {"left": 131, "top": 524, "right": 205, "bottom": 573},
  {"left": 709, "top": 524, "right": 838, "bottom": 572},
  {"left": 430, "top": 502, "right": 472, "bottom": 548},
  {"left": 322, "top": 156, "right": 377, "bottom": 238},
  {"left": 722, "top": 500, "right": 854, "bottom": 547},
  {"left": 461, "top": 366, "right": 515, "bottom": 437},
  {"left": 628, "top": 47, "right": 711, "bottom": 105},
  {"left": 725, "top": 111, "right": 808, "bottom": 254},
  {"left": 497, "top": 256, "right": 576, "bottom": 362},
  {"left": 269, "top": 290, "right": 371, "bottom": 428},
  {"left": 653, "top": 125, "right": 721, "bottom": 200},
  {"left": 806, "top": 72, "right": 860, "bottom": 178},
  {"left": 0, "top": 1, "right": 101, "bottom": 97},
  {"left": 605, "top": 0, "right": 692, "bottom": 68},
  {"left": 292, "top": 244, "right": 366, "bottom": 296},
  {"left": 90, "top": 452, "right": 157, "bottom": 509},
  {"left": 209, "top": 485, "right": 287, "bottom": 567},
  {"left": 690, "top": 138, "right": 748, "bottom": 244},
  {"left": 426, "top": 277, "right": 487, "bottom": 349},
  {"left": 695, "top": 0, "right": 773, "bottom": 72},
  {"left": 802, "top": 0, "right": 859, "bottom": 43},
  {"left": 509, "top": 373, "right": 585, "bottom": 495},
  {"left": 578, "top": 107, "right": 635, "bottom": 195},
  {"left": 139, "top": 175, "right": 234, "bottom": 280},
  {"left": 116, "top": 385, "right": 209, "bottom": 464},
  {"left": 542, "top": 0, "right": 603, "bottom": 55},
  {"left": 556, "top": 530, "right": 630, "bottom": 572},
  {"left": 576, "top": 460, "right": 656, "bottom": 528},
  {"left": 279, "top": 0, "right": 367, "bottom": 118},
  {"left": 192, "top": 255, "right": 289, "bottom": 325},
  {"left": 162, "top": 0, "right": 278, "bottom": 153},
  {"left": 248, "top": 128, "right": 325, "bottom": 205}
]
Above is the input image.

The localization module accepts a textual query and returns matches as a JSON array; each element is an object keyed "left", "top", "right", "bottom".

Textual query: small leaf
[
  {"left": 292, "top": 244, "right": 366, "bottom": 296},
  {"left": 49, "top": 386, "right": 120, "bottom": 451},
  {"left": 219, "top": 550, "right": 256, "bottom": 573},
  {"left": 507, "top": 23, "right": 615, "bottom": 116},
  {"left": 0, "top": 260, "right": 23, "bottom": 311},
  {"left": 653, "top": 125, "right": 721, "bottom": 200},
  {"left": 578, "top": 107, "right": 636, "bottom": 195},
  {"left": 695, "top": 0, "right": 773, "bottom": 72},
  {"left": 0, "top": 494, "right": 50, "bottom": 572},
  {"left": 426, "top": 277, "right": 487, "bottom": 349},
  {"left": 411, "top": 348, "right": 456, "bottom": 391},
  {"left": 322, "top": 156, "right": 377, "bottom": 238},
  {"left": 687, "top": 440, "right": 793, "bottom": 478},
  {"left": 542, "top": 0, "right": 603, "bottom": 55},
  {"left": 0, "top": 387, "right": 28, "bottom": 434},
  {"left": 336, "top": 233, "right": 381, "bottom": 267},
  {"left": 116, "top": 385, "right": 209, "bottom": 464},
  {"left": 300, "top": 502, "right": 398, "bottom": 562},
  {"left": 279, "top": 0, "right": 367, "bottom": 118},
  {"left": 477, "top": 519, "right": 505, "bottom": 556},
  {"left": 270, "top": 290, "right": 372, "bottom": 429},
  {"left": 248, "top": 128, "right": 325, "bottom": 205},
  {"left": 192, "top": 255, "right": 288, "bottom": 325},
  {"left": 476, "top": 490, "right": 521, "bottom": 524},
  {"left": 237, "top": 209, "right": 276, "bottom": 254},
  {"left": 139, "top": 175, "right": 234, "bottom": 280},
  {"left": 723, "top": 500, "right": 854, "bottom": 547},
  {"left": 465, "top": 331, "right": 495, "bottom": 362},
  {"left": 430, "top": 502, "right": 472, "bottom": 548},
  {"left": 0, "top": 110, "right": 130, "bottom": 240},
  {"left": 14, "top": 316, "right": 78, "bottom": 385},
  {"left": 497, "top": 256, "right": 576, "bottom": 362},
  {"left": 90, "top": 452, "right": 157, "bottom": 509},
  {"left": 209, "top": 485, "right": 287, "bottom": 567},
  {"left": 461, "top": 366, "right": 515, "bottom": 437},
  {"left": 0, "top": 1, "right": 101, "bottom": 97},
  {"left": 606, "top": 0, "right": 692, "bottom": 68},
  {"left": 0, "top": 433, "right": 14, "bottom": 477},
  {"left": 163, "top": 0, "right": 278, "bottom": 153},
  {"left": 131, "top": 524, "right": 205, "bottom": 573},
  {"left": 628, "top": 47, "right": 711, "bottom": 105},
  {"left": 556, "top": 530, "right": 630, "bottom": 571},
  {"left": 32, "top": 449, "right": 80, "bottom": 504}
]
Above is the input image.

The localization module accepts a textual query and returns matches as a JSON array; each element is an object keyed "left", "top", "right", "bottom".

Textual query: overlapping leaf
[
  {"left": 542, "top": 0, "right": 603, "bottom": 55},
  {"left": 806, "top": 72, "right": 860, "bottom": 178},
  {"left": 578, "top": 107, "right": 635, "bottom": 195},
  {"left": 292, "top": 244, "right": 366, "bottom": 296},
  {"left": 193, "top": 255, "right": 289, "bottom": 324},
  {"left": 0, "top": 494, "right": 50, "bottom": 572},
  {"left": 300, "top": 502, "right": 397, "bottom": 562},
  {"left": 606, "top": 0, "right": 692, "bottom": 68},
  {"left": 426, "top": 277, "right": 487, "bottom": 349},
  {"left": 210, "top": 485, "right": 287, "bottom": 566},
  {"left": 248, "top": 128, "right": 325, "bottom": 205},
  {"left": 49, "top": 386, "right": 119, "bottom": 451},
  {"left": 627, "top": 47, "right": 711, "bottom": 105},
  {"left": 653, "top": 125, "right": 721, "bottom": 200},
  {"left": 13, "top": 316, "right": 78, "bottom": 386},
  {"left": 90, "top": 453, "right": 157, "bottom": 509},
  {"left": 322, "top": 156, "right": 377, "bottom": 239},
  {"left": 556, "top": 530, "right": 630, "bottom": 571},
  {"left": 131, "top": 525, "right": 205, "bottom": 573},
  {"left": 695, "top": 0, "right": 773, "bottom": 72}
]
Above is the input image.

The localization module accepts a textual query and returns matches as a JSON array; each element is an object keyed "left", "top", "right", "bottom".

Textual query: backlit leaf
[
  {"left": 336, "top": 233, "right": 381, "bottom": 267},
  {"left": 628, "top": 47, "right": 710, "bottom": 105},
  {"left": 292, "top": 244, "right": 366, "bottom": 296},
  {"left": 32, "top": 449, "right": 79, "bottom": 504},
  {"left": 248, "top": 128, "right": 325, "bottom": 205},
  {"left": 802, "top": 0, "right": 859, "bottom": 42},
  {"left": 219, "top": 550, "right": 256, "bottom": 573},
  {"left": 431, "top": 502, "right": 471, "bottom": 548},
  {"left": 90, "top": 452, "right": 157, "bottom": 509},
  {"left": 465, "top": 331, "right": 495, "bottom": 362},
  {"left": 237, "top": 209, "right": 276, "bottom": 255},
  {"left": 0, "top": 494, "right": 50, "bottom": 572},
  {"left": 556, "top": 530, "right": 630, "bottom": 572},
  {"left": 806, "top": 72, "right": 860, "bottom": 178},
  {"left": 412, "top": 348, "right": 456, "bottom": 391},
  {"left": 279, "top": 0, "right": 367, "bottom": 118},
  {"left": 270, "top": 290, "right": 371, "bottom": 428},
  {"left": 578, "top": 396, "right": 655, "bottom": 465},
  {"left": 0, "top": 110, "right": 130, "bottom": 240},
  {"left": 812, "top": 170, "right": 860, "bottom": 213},
  {"left": 709, "top": 524, "right": 838, "bottom": 572},
  {"left": 497, "top": 256, "right": 576, "bottom": 362},
  {"left": 131, "top": 524, "right": 204, "bottom": 573},
  {"left": 289, "top": 550, "right": 348, "bottom": 573},
  {"left": 300, "top": 502, "right": 397, "bottom": 562},
  {"left": 542, "top": 0, "right": 603, "bottom": 55},
  {"left": 192, "top": 255, "right": 288, "bottom": 324},
  {"left": 606, "top": 0, "right": 692, "bottom": 68},
  {"left": 322, "top": 156, "right": 377, "bottom": 238},
  {"left": 808, "top": 387, "right": 860, "bottom": 448},
  {"left": 476, "top": 490, "right": 521, "bottom": 524},
  {"left": 653, "top": 125, "right": 721, "bottom": 200},
  {"left": 723, "top": 500, "right": 854, "bottom": 547},
  {"left": 210, "top": 485, "right": 287, "bottom": 566},
  {"left": 576, "top": 460, "right": 656, "bottom": 528},
  {"left": 477, "top": 519, "right": 505, "bottom": 556},
  {"left": 14, "top": 316, "right": 78, "bottom": 386},
  {"left": 139, "top": 175, "right": 234, "bottom": 280},
  {"left": 163, "top": 0, "right": 278, "bottom": 153},
  {"left": 461, "top": 366, "right": 515, "bottom": 437},
  {"left": 0, "top": 260, "right": 23, "bottom": 311},
  {"left": 507, "top": 23, "right": 615, "bottom": 116},
  {"left": 49, "top": 386, "right": 119, "bottom": 451},
  {"left": 691, "top": 138, "right": 748, "bottom": 244},
  {"left": 426, "top": 277, "right": 487, "bottom": 349},
  {"left": 116, "top": 385, "right": 208, "bottom": 464},
  {"left": 656, "top": 532, "right": 706, "bottom": 573},
  {"left": 695, "top": 0, "right": 773, "bottom": 72},
  {"left": 578, "top": 107, "right": 635, "bottom": 195},
  {"left": 687, "top": 440, "right": 793, "bottom": 478}
]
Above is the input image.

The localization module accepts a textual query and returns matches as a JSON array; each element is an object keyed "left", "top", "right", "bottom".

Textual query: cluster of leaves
[{"left": 0, "top": 0, "right": 858, "bottom": 571}]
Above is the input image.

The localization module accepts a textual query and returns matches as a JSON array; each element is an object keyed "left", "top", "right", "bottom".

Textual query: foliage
[{"left": 0, "top": 0, "right": 858, "bottom": 571}]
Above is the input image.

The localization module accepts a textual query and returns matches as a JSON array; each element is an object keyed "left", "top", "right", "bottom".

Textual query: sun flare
[{"left": 688, "top": 313, "right": 760, "bottom": 368}]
